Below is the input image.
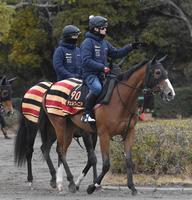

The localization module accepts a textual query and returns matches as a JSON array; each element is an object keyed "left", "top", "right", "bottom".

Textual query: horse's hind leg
[
  {"left": 75, "top": 131, "right": 97, "bottom": 189},
  {"left": 39, "top": 107, "right": 57, "bottom": 188},
  {"left": 48, "top": 115, "right": 76, "bottom": 193},
  {"left": 25, "top": 121, "right": 38, "bottom": 187},
  {"left": 56, "top": 144, "right": 65, "bottom": 192},
  {"left": 40, "top": 123, "right": 57, "bottom": 188}
]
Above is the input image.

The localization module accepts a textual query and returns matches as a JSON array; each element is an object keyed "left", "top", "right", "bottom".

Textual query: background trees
[{"left": 1, "top": 0, "right": 192, "bottom": 95}]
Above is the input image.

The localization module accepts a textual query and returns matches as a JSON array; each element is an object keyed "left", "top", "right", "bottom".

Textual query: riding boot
[
  {"left": 1, "top": 127, "right": 11, "bottom": 139},
  {"left": 81, "top": 92, "right": 97, "bottom": 123}
]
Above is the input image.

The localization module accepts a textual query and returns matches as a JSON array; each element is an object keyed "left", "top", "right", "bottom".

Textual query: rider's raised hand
[{"left": 131, "top": 42, "right": 148, "bottom": 49}]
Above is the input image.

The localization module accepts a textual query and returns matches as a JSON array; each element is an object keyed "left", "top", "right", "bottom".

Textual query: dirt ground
[{"left": 1, "top": 127, "right": 192, "bottom": 200}]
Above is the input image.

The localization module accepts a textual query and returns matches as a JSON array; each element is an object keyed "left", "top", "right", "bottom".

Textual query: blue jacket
[
  {"left": 53, "top": 41, "right": 82, "bottom": 81},
  {"left": 80, "top": 32, "right": 133, "bottom": 78}
]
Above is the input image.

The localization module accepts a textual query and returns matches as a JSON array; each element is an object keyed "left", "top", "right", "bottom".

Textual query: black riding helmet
[{"left": 89, "top": 16, "right": 108, "bottom": 30}]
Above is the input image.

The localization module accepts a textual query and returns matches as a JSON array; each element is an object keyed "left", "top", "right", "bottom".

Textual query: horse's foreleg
[
  {"left": 87, "top": 133, "right": 110, "bottom": 194},
  {"left": 75, "top": 132, "right": 97, "bottom": 189},
  {"left": 91, "top": 131, "right": 98, "bottom": 181},
  {"left": 124, "top": 128, "right": 137, "bottom": 195}
]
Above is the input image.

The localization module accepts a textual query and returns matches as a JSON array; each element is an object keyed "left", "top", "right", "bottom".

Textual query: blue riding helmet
[
  {"left": 89, "top": 16, "right": 108, "bottom": 30},
  {"left": 63, "top": 25, "right": 81, "bottom": 39}
]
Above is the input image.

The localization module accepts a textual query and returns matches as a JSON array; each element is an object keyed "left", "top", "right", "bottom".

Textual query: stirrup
[{"left": 81, "top": 114, "right": 95, "bottom": 123}]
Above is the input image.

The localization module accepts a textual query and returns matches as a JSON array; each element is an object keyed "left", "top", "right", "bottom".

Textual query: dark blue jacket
[
  {"left": 53, "top": 41, "right": 82, "bottom": 81},
  {"left": 80, "top": 32, "right": 133, "bottom": 78}
]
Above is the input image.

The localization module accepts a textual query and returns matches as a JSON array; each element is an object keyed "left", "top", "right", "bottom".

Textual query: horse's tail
[
  {"left": 14, "top": 113, "right": 32, "bottom": 166},
  {"left": 39, "top": 108, "right": 48, "bottom": 146}
]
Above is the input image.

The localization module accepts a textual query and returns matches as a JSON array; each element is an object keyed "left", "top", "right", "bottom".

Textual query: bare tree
[
  {"left": 159, "top": 0, "right": 192, "bottom": 38},
  {"left": 142, "top": 0, "right": 192, "bottom": 39}
]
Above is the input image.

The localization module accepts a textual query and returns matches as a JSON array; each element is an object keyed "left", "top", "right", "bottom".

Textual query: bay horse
[
  {"left": 14, "top": 81, "right": 97, "bottom": 190},
  {"left": 40, "top": 56, "right": 175, "bottom": 195},
  {"left": 0, "top": 76, "right": 15, "bottom": 139}
]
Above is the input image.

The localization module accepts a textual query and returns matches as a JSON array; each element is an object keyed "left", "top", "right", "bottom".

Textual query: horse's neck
[
  {"left": 114, "top": 65, "right": 146, "bottom": 115},
  {"left": 124, "top": 65, "right": 146, "bottom": 92}
]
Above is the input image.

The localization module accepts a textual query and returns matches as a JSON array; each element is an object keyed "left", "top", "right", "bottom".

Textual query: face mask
[{"left": 64, "top": 38, "right": 78, "bottom": 44}]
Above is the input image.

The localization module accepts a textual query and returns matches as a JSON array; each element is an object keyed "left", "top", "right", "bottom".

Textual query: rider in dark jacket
[
  {"left": 53, "top": 25, "right": 82, "bottom": 81},
  {"left": 81, "top": 15, "right": 147, "bottom": 123}
]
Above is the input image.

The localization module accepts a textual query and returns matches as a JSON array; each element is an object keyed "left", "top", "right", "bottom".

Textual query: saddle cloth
[
  {"left": 22, "top": 81, "right": 52, "bottom": 123},
  {"left": 45, "top": 78, "right": 84, "bottom": 117},
  {"left": 45, "top": 77, "right": 116, "bottom": 117}
]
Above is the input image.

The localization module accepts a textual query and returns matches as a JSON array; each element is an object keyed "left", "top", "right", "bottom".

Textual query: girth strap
[{"left": 122, "top": 113, "right": 135, "bottom": 141}]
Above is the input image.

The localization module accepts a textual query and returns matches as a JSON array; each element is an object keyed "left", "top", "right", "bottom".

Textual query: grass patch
[{"left": 110, "top": 118, "right": 192, "bottom": 183}]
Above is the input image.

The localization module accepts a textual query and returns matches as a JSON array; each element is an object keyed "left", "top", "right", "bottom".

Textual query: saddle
[{"left": 66, "top": 74, "right": 117, "bottom": 108}]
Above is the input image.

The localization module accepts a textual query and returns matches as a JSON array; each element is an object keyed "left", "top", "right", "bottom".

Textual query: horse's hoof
[
  {"left": 57, "top": 182, "right": 64, "bottom": 192},
  {"left": 50, "top": 179, "right": 57, "bottom": 188},
  {"left": 4, "top": 136, "right": 11, "bottom": 139},
  {"left": 131, "top": 188, "right": 137, "bottom": 196},
  {"left": 68, "top": 182, "right": 77, "bottom": 193},
  {"left": 87, "top": 184, "right": 96, "bottom": 194},
  {"left": 76, "top": 185, "right": 80, "bottom": 191}
]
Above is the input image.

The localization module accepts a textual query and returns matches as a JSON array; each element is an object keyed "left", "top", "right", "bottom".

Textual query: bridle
[
  {"left": 114, "top": 60, "right": 168, "bottom": 141},
  {"left": 0, "top": 84, "right": 12, "bottom": 115},
  {"left": 116, "top": 60, "right": 168, "bottom": 110},
  {"left": 0, "top": 85, "right": 12, "bottom": 102}
]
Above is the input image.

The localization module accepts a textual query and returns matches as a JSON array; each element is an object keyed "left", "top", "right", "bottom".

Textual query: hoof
[
  {"left": 28, "top": 181, "right": 32, "bottom": 187},
  {"left": 28, "top": 182, "right": 34, "bottom": 190},
  {"left": 57, "top": 182, "right": 64, "bottom": 192},
  {"left": 87, "top": 184, "right": 96, "bottom": 194},
  {"left": 68, "top": 182, "right": 77, "bottom": 193},
  {"left": 4, "top": 136, "right": 11, "bottom": 139},
  {"left": 76, "top": 185, "right": 79, "bottom": 191},
  {"left": 131, "top": 188, "right": 137, "bottom": 196},
  {"left": 50, "top": 178, "right": 57, "bottom": 188}
]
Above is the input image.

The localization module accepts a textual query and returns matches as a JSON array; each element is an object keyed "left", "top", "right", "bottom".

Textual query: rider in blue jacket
[
  {"left": 81, "top": 15, "right": 147, "bottom": 123},
  {"left": 53, "top": 25, "right": 82, "bottom": 81}
]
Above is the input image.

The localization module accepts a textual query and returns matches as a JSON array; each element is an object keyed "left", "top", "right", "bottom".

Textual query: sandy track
[{"left": 0, "top": 131, "right": 192, "bottom": 200}]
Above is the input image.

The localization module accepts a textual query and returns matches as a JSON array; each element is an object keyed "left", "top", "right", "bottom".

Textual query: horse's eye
[
  {"left": 154, "top": 69, "right": 161, "bottom": 79},
  {"left": 2, "top": 90, "right": 9, "bottom": 98}
]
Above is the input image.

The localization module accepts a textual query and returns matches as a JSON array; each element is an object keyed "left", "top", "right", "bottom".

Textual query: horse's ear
[
  {"left": 8, "top": 77, "right": 17, "bottom": 84},
  {"left": 151, "top": 55, "right": 157, "bottom": 65},
  {"left": 0, "top": 76, "right": 7, "bottom": 85},
  {"left": 157, "top": 55, "right": 167, "bottom": 63},
  {"left": 117, "top": 57, "right": 126, "bottom": 68}
]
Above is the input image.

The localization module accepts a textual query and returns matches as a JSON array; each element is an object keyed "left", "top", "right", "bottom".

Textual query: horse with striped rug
[{"left": 40, "top": 57, "right": 175, "bottom": 195}]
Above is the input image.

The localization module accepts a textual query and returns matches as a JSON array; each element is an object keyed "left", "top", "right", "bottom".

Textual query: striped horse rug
[{"left": 22, "top": 81, "right": 52, "bottom": 123}]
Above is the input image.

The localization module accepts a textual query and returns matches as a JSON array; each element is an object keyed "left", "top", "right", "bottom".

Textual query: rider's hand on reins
[{"left": 104, "top": 67, "right": 111, "bottom": 74}]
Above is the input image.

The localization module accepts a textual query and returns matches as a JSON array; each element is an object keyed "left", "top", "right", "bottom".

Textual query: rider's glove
[{"left": 131, "top": 42, "right": 148, "bottom": 49}]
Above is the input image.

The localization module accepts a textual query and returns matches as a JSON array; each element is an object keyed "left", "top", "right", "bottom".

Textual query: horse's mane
[{"left": 118, "top": 59, "right": 149, "bottom": 81}]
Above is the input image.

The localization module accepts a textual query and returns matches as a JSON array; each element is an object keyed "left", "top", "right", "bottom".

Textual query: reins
[{"left": 113, "top": 61, "right": 162, "bottom": 141}]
